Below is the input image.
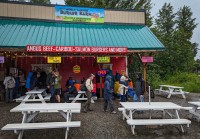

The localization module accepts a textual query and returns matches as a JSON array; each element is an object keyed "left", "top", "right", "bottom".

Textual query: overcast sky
[{"left": 51, "top": 0, "right": 200, "bottom": 59}]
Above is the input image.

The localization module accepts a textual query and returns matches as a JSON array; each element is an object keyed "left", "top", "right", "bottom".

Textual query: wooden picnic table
[
  {"left": 15, "top": 89, "right": 49, "bottom": 103},
  {"left": 157, "top": 85, "right": 187, "bottom": 99},
  {"left": 188, "top": 101, "right": 200, "bottom": 120},
  {"left": 1, "top": 103, "right": 81, "bottom": 139},
  {"left": 119, "top": 102, "right": 191, "bottom": 134}
]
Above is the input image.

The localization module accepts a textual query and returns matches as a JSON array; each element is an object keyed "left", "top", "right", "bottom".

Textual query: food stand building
[{"left": 0, "top": 1, "right": 164, "bottom": 97}]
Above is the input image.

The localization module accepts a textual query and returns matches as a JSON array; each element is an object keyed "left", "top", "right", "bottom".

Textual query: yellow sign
[
  {"left": 97, "top": 57, "right": 110, "bottom": 63},
  {"left": 73, "top": 65, "right": 80, "bottom": 73},
  {"left": 47, "top": 57, "right": 61, "bottom": 63}
]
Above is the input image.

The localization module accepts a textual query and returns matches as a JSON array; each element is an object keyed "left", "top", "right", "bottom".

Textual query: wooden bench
[
  {"left": 15, "top": 94, "right": 51, "bottom": 102},
  {"left": 69, "top": 91, "right": 87, "bottom": 103},
  {"left": 44, "top": 94, "right": 51, "bottom": 101},
  {"left": 15, "top": 96, "right": 26, "bottom": 102},
  {"left": 1, "top": 121, "right": 81, "bottom": 130},
  {"left": 127, "top": 119, "right": 191, "bottom": 134},
  {"left": 2, "top": 121, "right": 81, "bottom": 139},
  {"left": 40, "top": 109, "right": 80, "bottom": 113}
]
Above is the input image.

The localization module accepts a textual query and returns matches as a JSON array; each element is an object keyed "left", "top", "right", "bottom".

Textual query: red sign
[
  {"left": 98, "top": 70, "right": 107, "bottom": 77},
  {"left": 142, "top": 57, "right": 153, "bottom": 63},
  {"left": 26, "top": 45, "right": 128, "bottom": 53}
]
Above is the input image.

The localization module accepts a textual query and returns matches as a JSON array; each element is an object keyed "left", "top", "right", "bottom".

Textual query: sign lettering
[
  {"left": 26, "top": 45, "right": 128, "bottom": 53},
  {"left": 142, "top": 57, "right": 153, "bottom": 63},
  {"left": 47, "top": 57, "right": 61, "bottom": 63},
  {"left": 97, "top": 57, "right": 110, "bottom": 63}
]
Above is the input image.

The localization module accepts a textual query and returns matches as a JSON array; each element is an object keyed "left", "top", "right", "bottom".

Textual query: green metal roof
[{"left": 0, "top": 19, "right": 164, "bottom": 50}]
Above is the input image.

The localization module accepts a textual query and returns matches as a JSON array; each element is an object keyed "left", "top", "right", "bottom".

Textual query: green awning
[{"left": 0, "top": 19, "right": 164, "bottom": 50}]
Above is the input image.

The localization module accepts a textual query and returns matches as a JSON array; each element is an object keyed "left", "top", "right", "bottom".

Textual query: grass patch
[{"left": 161, "top": 73, "right": 200, "bottom": 93}]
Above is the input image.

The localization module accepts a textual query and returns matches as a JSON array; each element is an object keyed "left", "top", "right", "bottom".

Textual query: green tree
[
  {"left": 151, "top": 3, "right": 176, "bottom": 77},
  {"left": 173, "top": 6, "right": 198, "bottom": 72}
]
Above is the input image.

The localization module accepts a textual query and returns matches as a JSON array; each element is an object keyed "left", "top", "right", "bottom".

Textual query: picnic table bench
[
  {"left": 69, "top": 91, "right": 87, "bottom": 103},
  {"left": 188, "top": 101, "right": 200, "bottom": 121},
  {"left": 1, "top": 103, "right": 81, "bottom": 139},
  {"left": 155, "top": 85, "right": 188, "bottom": 99},
  {"left": 119, "top": 102, "right": 191, "bottom": 135},
  {"left": 15, "top": 89, "right": 50, "bottom": 103}
]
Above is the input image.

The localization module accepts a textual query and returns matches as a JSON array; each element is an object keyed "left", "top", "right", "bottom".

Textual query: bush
[
  {"left": 162, "top": 73, "right": 200, "bottom": 93},
  {"left": 147, "top": 71, "right": 162, "bottom": 89}
]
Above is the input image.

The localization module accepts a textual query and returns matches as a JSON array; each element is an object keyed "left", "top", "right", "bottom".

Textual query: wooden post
[
  {"left": 142, "top": 63, "right": 147, "bottom": 93},
  {"left": 142, "top": 63, "right": 147, "bottom": 82}
]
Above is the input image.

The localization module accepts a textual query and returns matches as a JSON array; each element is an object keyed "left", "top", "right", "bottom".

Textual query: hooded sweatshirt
[
  {"left": 135, "top": 73, "right": 145, "bottom": 96},
  {"left": 104, "top": 75, "right": 113, "bottom": 99}
]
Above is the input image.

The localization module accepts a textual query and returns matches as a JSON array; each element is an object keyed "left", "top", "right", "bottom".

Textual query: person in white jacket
[
  {"left": 3, "top": 73, "right": 16, "bottom": 103},
  {"left": 83, "top": 73, "right": 95, "bottom": 113},
  {"left": 118, "top": 75, "right": 128, "bottom": 102}
]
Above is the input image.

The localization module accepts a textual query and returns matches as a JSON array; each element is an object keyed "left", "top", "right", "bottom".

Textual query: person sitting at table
[
  {"left": 64, "top": 82, "right": 78, "bottom": 103},
  {"left": 66, "top": 77, "right": 74, "bottom": 87},
  {"left": 81, "top": 77, "right": 86, "bottom": 84}
]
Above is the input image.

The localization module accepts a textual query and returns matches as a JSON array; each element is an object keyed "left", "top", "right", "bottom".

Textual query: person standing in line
[
  {"left": 19, "top": 70, "right": 26, "bottom": 96},
  {"left": 103, "top": 75, "right": 116, "bottom": 114},
  {"left": 83, "top": 74, "right": 95, "bottom": 113},
  {"left": 135, "top": 72, "right": 145, "bottom": 103},
  {"left": 53, "top": 70, "right": 62, "bottom": 103},
  {"left": 46, "top": 68, "right": 56, "bottom": 103},
  {"left": 3, "top": 73, "right": 15, "bottom": 103},
  {"left": 118, "top": 75, "right": 128, "bottom": 102},
  {"left": 25, "top": 70, "right": 33, "bottom": 91}
]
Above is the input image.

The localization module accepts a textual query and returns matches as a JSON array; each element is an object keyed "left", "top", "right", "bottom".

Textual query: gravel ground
[{"left": 1, "top": 92, "right": 200, "bottom": 139}]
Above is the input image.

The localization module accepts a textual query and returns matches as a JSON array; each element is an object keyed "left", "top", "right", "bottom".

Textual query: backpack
[
  {"left": 80, "top": 81, "right": 87, "bottom": 91},
  {"left": 7, "top": 78, "right": 15, "bottom": 88}
]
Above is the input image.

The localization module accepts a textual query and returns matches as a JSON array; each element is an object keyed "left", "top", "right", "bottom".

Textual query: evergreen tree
[
  {"left": 173, "top": 6, "right": 198, "bottom": 72},
  {"left": 152, "top": 3, "right": 176, "bottom": 77}
]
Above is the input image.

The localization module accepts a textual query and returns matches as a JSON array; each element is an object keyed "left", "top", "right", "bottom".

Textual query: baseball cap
[{"left": 90, "top": 73, "right": 95, "bottom": 77}]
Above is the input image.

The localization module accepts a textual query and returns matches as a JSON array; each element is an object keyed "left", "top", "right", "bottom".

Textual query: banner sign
[
  {"left": 73, "top": 65, "right": 80, "bottom": 73},
  {"left": 97, "top": 69, "right": 107, "bottom": 77},
  {"left": 26, "top": 45, "right": 128, "bottom": 53},
  {"left": 0, "top": 56, "right": 4, "bottom": 63},
  {"left": 47, "top": 57, "right": 61, "bottom": 63},
  {"left": 142, "top": 56, "right": 153, "bottom": 63},
  {"left": 55, "top": 6, "right": 104, "bottom": 23},
  {"left": 97, "top": 57, "right": 110, "bottom": 63}
]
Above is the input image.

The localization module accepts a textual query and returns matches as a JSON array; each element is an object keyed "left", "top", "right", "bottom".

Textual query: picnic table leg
[
  {"left": 179, "top": 89, "right": 186, "bottom": 99},
  {"left": 175, "top": 110, "right": 184, "bottom": 133},
  {"left": 129, "top": 110, "right": 136, "bottom": 134},
  {"left": 37, "top": 94, "right": 46, "bottom": 103},
  {"left": 167, "top": 88, "right": 173, "bottom": 99},
  {"left": 71, "top": 94, "right": 81, "bottom": 103},
  {"left": 58, "top": 110, "right": 71, "bottom": 139},
  {"left": 65, "top": 111, "right": 70, "bottom": 139},
  {"left": 159, "top": 86, "right": 163, "bottom": 94},
  {"left": 131, "top": 125, "right": 135, "bottom": 135},
  {"left": 18, "top": 112, "right": 28, "bottom": 139},
  {"left": 21, "top": 95, "right": 31, "bottom": 104}
]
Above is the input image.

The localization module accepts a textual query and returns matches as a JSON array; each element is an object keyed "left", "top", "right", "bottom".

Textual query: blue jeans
[
  {"left": 50, "top": 86, "right": 55, "bottom": 103},
  {"left": 6, "top": 88, "right": 14, "bottom": 103},
  {"left": 134, "top": 94, "right": 144, "bottom": 102},
  {"left": 120, "top": 95, "right": 126, "bottom": 102}
]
